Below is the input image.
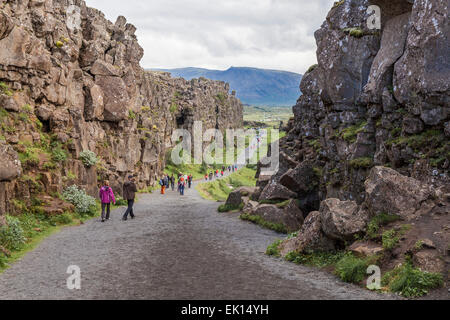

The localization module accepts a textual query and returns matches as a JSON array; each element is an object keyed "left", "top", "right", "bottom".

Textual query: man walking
[
  {"left": 122, "top": 175, "right": 137, "bottom": 221},
  {"left": 170, "top": 174, "right": 175, "bottom": 191}
]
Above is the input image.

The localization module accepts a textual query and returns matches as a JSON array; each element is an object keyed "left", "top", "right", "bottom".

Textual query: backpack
[{"left": 159, "top": 179, "right": 164, "bottom": 186}]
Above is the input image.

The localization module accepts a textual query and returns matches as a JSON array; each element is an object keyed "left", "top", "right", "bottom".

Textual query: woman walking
[{"left": 99, "top": 180, "right": 116, "bottom": 222}]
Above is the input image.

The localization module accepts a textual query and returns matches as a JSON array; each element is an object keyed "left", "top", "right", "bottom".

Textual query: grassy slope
[{"left": 195, "top": 167, "right": 257, "bottom": 201}]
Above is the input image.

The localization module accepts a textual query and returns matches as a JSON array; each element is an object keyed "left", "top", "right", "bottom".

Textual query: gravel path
[{"left": 0, "top": 179, "right": 393, "bottom": 300}]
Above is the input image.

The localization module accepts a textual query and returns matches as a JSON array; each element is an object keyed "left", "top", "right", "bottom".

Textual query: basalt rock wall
[
  {"left": 266, "top": 0, "right": 449, "bottom": 209},
  {"left": 0, "top": 0, "right": 242, "bottom": 215}
]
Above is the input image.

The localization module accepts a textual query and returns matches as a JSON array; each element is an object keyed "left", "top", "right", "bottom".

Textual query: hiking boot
[
  {"left": 122, "top": 217, "right": 127, "bottom": 221},
  {"left": 101, "top": 219, "right": 105, "bottom": 223},
  {"left": 130, "top": 215, "right": 135, "bottom": 220}
]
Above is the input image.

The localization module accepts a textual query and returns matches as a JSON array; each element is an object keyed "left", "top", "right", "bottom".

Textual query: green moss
[
  {"left": 218, "top": 202, "right": 244, "bottom": 213},
  {"left": 169, "top": 102, "right": 177, "bottom": 113},
  {"left": 339, "top": 121, "right": 367, "bottom": 143},
  {"left": 0, "top": 82, "right": 13, "bottom": 96},
  {"left": 349, "top": 157, "right": 374, "bottom": 169},
  {"left": 332, "top": 0, "right": 345, "bottom": 8},
  {"left": 343, "top": 27, "right": 365, "bottom": 38},
  {"left": 306, "top": 64, "right": 318, "bottom": 73},
  {"left": 128, "top": 110, "right": 137, "bottom": 120},
  {"left": 240, "top": 213, "right": 287, "bottom": 234},
  {"left": 215, "top": 92, "right": 227, "bottom": 105}
]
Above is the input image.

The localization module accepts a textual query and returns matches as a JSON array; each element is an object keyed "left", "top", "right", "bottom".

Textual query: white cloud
[{"left": 85, "top": 0, "right": 336, "bottom": 74}]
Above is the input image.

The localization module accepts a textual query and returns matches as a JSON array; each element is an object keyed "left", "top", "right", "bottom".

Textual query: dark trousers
[
  {"left": 171, "top": 183, "right": 175, "bottom": 191},
  {"left": 101, "top": 203, "right": 111, "bottom": 220},
  {"left": 179, "top": 184, "right": 185, "bottom": 195},
  {"left": 123, "top": 199, "right": 135, "bottom": 219}
]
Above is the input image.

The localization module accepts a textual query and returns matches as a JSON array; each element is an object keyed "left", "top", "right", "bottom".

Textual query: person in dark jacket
[
  {"left": 170, "top": 174, "right": 175, "bottom": 191},
  {"left": 122, "top": 175, "right": 137, "bottom": 221}
]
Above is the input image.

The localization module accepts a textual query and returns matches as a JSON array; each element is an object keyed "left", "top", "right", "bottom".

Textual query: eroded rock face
[
  {"left": 0, "top": 1, "right": 243, "bottom": 215},
  {"left": 320, "top": 198, "right": 370, "bottom": 241},
  {"left": 364, "top": 166, "right": 436, "bottom": 220}
]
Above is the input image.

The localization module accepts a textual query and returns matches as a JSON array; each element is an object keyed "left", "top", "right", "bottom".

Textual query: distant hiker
[
  {"left": 99, "top": 180, "right": 116, "bottom": 222},
  {"left": 122, "top": 175, "right": 137, "bottom": 221},
  {"left": 215, "top": 169, "right": 219, "bottom": 177},
  {"left": 221, "top": 170, "right": 224, "bottom": 177},
  {"left": 159, "top": 177, "right": 165, "bottom": 194},
  {"left": 188, "top": 174, "right": 192, "bottom": 189},
  {"left": 204, "top": 174, "right": 208, "bottom": 181},
  {"left": 179, "top": 175, "right": 185, "bottom": 196},
  {"left": 228, "top": 166, "right": 231, "bottom": 172},
  {"left": 170, "top": 174, "right": 175, "bottom": 191},
  {"left": 209, "top": 172, "right": 213, "bottom": 180},
  {"left": 222, "top": 165, "right": 225, "bottom": 172}
]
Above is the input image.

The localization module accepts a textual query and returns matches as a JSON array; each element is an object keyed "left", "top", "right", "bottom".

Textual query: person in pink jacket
[{"left": 99, "top": 180, "right": 116, "bottom": 222}]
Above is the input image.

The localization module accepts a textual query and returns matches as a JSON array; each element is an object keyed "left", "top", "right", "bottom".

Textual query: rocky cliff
[
  {"left": 0, "top": 0, "right": 242, "bottom": 215},
  {"left": 250, "top": 0, "right": 449, "bottom": 288}
]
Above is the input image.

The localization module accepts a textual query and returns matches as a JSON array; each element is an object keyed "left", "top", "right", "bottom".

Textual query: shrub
[
  {"left": 343, "top": 27, "right": 365, "bottom": 38},
  {"left": 366, "top": 213, "right": 401, "bottom": 239},
  {"left": 335, "top": 253, "right": 376, "bottom": 284},
  {"left": 0, "top": 216, "right": 26, "bottom": 251},
  {"left": 79, "top": 150, "right": 98, "bottom": 167},
  {"left": 266, "top": 239, "right": 282, "bottom": 257},
  {"left": 62, "top": 185, "right": 97, "bottom": 216},
  {"left": 382, "top": 260, "right": 444, "bottom": 297},
  {"left": 51, "top": 213, "right": 73, "bottom": 225},
  {"left": 382, "top": 229, "right": 400, "bottom": 250},
  {"left": 114, "top": 196, "right": 128, "bottom": 206},
  {"left": 52, "top": 147, "right": 68, "bottom": 163}
]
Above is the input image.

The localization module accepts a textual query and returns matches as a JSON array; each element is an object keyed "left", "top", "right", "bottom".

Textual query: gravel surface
[{"left": 0, "top": 179, "right": 395, "bottom": 300}]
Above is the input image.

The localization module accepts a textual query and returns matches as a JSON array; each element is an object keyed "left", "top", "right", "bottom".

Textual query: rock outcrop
[
  {"left": 0, "top": 1, "right": 242, "bottom": 215},
  {"left": 257, "top": 0, "right": 449, "bottom": 283}
]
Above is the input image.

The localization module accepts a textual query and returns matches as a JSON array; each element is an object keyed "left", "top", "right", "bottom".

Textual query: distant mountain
[{"left": 150, "top": 67, "right": 302, "bottom": 106}]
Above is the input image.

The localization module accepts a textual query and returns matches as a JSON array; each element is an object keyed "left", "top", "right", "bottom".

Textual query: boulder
[
  {"left": 320, "top": 198, "right": 370, "bottom": 241},
  {"left": 242, "top": 200, "right": 259, "bottom": 215},
  {"left": 364, "top": 166, "right": 436, "bottom": 220},
  {"left": 0, "top": 141, "right": 22, "bottom": 182},
  {"left": 403, "top": 117, "right": 424, "bottom": 135},
  {"left": 0, "top": 95, "right": 19, "bottom": 112},
  {"left": 279, "top": 161, "right": 317, "bottom": 194},
  {"left": 279, "top": 211, "right": 335, "bottom": 257},
  {"left": 225, "top": 186, "right": 257, "bottom": 207},
  {"left": 349, "top": 241, "right": 384, "bottom": 257},
  {"left": 413, "top": 249, "right": 445, "bottom": 274},
  {"left": 259, "top": 181, "right": 297, "bottom": 202},
  {"left": 251, "top": 203, "right": 302, "bottom": 233}
]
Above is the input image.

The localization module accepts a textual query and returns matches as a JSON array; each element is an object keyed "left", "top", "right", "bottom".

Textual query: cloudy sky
[{"left": 86, "top": 0, "right": 335, "bottom": 74}]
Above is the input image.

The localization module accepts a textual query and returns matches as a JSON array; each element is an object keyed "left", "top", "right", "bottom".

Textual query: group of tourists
[
  {"left": 97, "top": 163, "right": 239, "bottom": 223},
  {"left": 159, "top": 173, "right": 193, "bottom": 196},
  {"left": 203, "top": 164, "right": 238, "bottom": 181}
]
